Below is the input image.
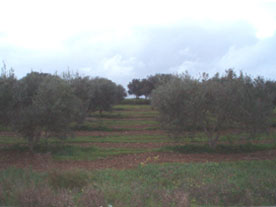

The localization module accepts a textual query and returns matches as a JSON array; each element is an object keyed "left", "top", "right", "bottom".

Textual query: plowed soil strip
[
  {"left": 75, "top": 130, "right": 165, "bottom": 136},
  {"left": 1, "top": 150, "right": 276, "bottom": 171}
]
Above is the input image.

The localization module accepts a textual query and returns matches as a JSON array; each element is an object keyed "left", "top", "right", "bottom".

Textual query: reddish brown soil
[
  {"left": 0, "top": 132, "right": 17, "bottom": 136},
  {"left": 70, "top": 142, "right": 180, "bottom": 148},
  {"left": 102, "top": 117, "right": 154, "bottom": 120},
  {"left": 1, "top": 150, "right": 276, "bottom": 171},
  {"left": 69, "top": 139, "right": 276, "bottom": 148},
  {"left": 111, "top": 124, "right": 158, "bottom": 129},
  {"left": 75, "top": 130, "right": 165, "bottom": 136}
]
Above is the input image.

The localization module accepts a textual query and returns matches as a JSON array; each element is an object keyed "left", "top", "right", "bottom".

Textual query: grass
[
  {"left": 1, "top": 160, "right": 276, "bottom": 206},
  {"left": 1, "top": 144, "right": 155, "bottom": 161},
  {"left": 71, "top": 118, "right": 160, "bottom": 131},
  {"left": 113, "top": 104, "right": 152, "bottom": 110},
  {"left": 162, "top": 143, "right": 276, "bottom": 154},
  {"left": 1, "top": 130, "right": 276, "bottom": 145},
  {"left": 1, "top": 103, "right": 276, "bottom": 206},
  {"left": 90, "top": 104, "right": 158, "bottom": 119},
  {"left": 66, "top": 135, "right": 170, "bottom": 143},
  {"left": 120, "top": 98, "right": 151, "bottom": 105},
  {"left": 0, "top": 136, "right": 25, "bottom": 144}
]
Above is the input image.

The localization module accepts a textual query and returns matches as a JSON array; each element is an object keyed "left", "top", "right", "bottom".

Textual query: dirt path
[{"left": 1, "top": 150, "right": 276, "bottom": 171}]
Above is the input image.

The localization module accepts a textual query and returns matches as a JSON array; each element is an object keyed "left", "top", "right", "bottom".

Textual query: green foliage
[
  {"left": 0, "top": 64, "right": 17, "bottom": 126},
  {"left": 89, "top": 77, "right": 126, "bottom": 114},
  {"left": 152, "top": 70, "right": 275, "bottom": 148},
  {"left": 127, "top": 74, "right": 175, "bottom": 99},
  {"left": 12, "top": 72, "right": 84, "bottom": 151},
  {"left": 127, "top": 78, "right": 144, "bottom": 98}
]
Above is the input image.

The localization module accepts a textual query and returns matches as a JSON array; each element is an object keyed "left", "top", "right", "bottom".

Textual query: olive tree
[
  {"left": 152, "top": 70, "right": 274, "bottom": 148},
  {"left": 12, "top": 72, "right": 83, "bottom": 151},
  {"left": 64, "top": 74, "right": 126, "bottom": 116},
  {"left": 67, "top": 75, "right": 93, "bottom": 121},
  {"left": 89, "top": 78, "right": 126, "bottom": 115},
  {"left": 127, "top": 79, "right": 144, "bottom": 98},
  {"left": 0, "top": 65, "right": 17, "bottom": 126}
]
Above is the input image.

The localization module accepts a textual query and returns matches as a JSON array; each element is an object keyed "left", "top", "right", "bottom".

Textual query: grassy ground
[
  {"left": 1, "top": 160, "right": 276, "bottom": 206},
  {"left": 1, "top": 102, "right": 276, "bottom": 206}
]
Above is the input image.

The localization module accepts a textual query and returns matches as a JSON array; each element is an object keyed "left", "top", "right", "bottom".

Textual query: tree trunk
[
  {"left": 208, "top": 132, "right": 220, "bottom": 149},
  {"left": 28, "top": 137, "right": 35, "bottom": 153},
  {"left": 208, "top": 138, "right": 217, "bottom": 149},
  {"left": 27, "top": 135, "right": 41, "bottom": 153}
]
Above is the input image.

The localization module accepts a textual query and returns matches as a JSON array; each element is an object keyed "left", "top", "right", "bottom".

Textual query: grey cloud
[
  {"left": 218, "top": 35, "right": 276, "bottom": 78},
  {"left": 0, "top": 20, "right": 275, "bottom": 88},
  {"left": 131, "top": 22, "right": 258, "bottom": 76}
]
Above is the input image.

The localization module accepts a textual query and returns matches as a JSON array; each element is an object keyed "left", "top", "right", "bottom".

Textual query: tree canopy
[
  {"left": 12, "top": 72, "right": 83, "bottom": 151},
  {"left": 152, "top": 70, "right": 275, "bottom": 148}
]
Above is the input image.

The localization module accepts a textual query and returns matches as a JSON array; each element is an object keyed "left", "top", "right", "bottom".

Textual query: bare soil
[
  {"left": 111, "top": 124, "right": 158, "bottom": 129},
  {"left": 75, "top": 130, "right": 165, "bottom": 136},
  {"left": 1, "top": 150, "right": 276, "bottom": 171},
  {"left": 70, "top": 139, "right": 276, "bottom": 148}
]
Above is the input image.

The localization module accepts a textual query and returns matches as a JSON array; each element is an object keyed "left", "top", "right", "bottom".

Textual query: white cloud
[
  {"left": 102, "top": 55, "right": 135, "bottom": 77},
  {"left": 1, "top": 0, "right": 276, "bottom": 51},
  {"left": 170, "top": 61, "right": 199, "bottom": 73},
  {"left": 218, "top": 35, "right": 276, "bottom": 77},
  {"left": 78, "top": 55, "right": 143, "bottom": 86},
  {"left": 0, "top": 0, "right": 276, "bottom": 83}
]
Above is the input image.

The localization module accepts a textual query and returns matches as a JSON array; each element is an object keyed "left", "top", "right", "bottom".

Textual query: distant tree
[
  {"left": 64, "top": 73, "right": 126, "bottom": 116},
  {"left": 89, "top": 78, "right": 126, "bottom": 115},
  {"left": 12, "top": 72, "right": 83, "bottom": 151},
  {"left": 127, "top": 79, "right": 144, "bottom": 98},
  {"left": 128, "top": 74, "right": 176, "bottom": 99},
  {"left": 66, "top": 74, "right": 93, "bottom": 121},
  {"left": 140, "top": 78, "right": 154, "bottom": 99},
  {"left": 142, "top": 74, "right": 176, "bottom": 98},
  {"left": 115, "top": 84, "right": 127, "bottom": 103},
  {"left": 147, "top": 73, "right": 175, "bottom": 89},
  {"left": 152, "top": 70, "right": 274, "bottom": 148}
]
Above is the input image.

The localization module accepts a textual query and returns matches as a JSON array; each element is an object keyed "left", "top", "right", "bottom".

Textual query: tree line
[
  {"left": 127, "top": 74, "right": 175, "bottom": 99},
  {"left": 0, "top": 66, "right": 126, "bottom": 151},
  {"left": 1, "top": 65, "right": 276, "bottom": 151},
  {"left": 151, "top": 70, "right": 276, "bottom": 148}
]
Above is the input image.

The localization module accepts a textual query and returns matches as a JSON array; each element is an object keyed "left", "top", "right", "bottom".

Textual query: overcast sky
[{"left": 0, "top": 0, "right": 276, "bottom": 87}]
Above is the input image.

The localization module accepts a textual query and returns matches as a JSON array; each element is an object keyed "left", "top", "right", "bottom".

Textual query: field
[{"left": 1, "top": 103, "right": 276, "bottom": 206}]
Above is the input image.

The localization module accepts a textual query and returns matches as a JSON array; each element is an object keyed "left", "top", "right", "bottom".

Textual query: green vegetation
[
  {"left": 1, "top": 160, "right": 276, "bottom": 206},
  {"left": 162, "top": 143, "right": 276, "bottom": 154},
  {"left": 1, "top": 69, "right": 276, "bottom": 207},
  {"left": 152, "top": 70, "right": 276, "bottom": 148},
  {"left": 121, "top": 98, "right": 151, "bottom": 105},
  {"left": 1, "top": 144, "right": 154, "bottom": 161}
]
